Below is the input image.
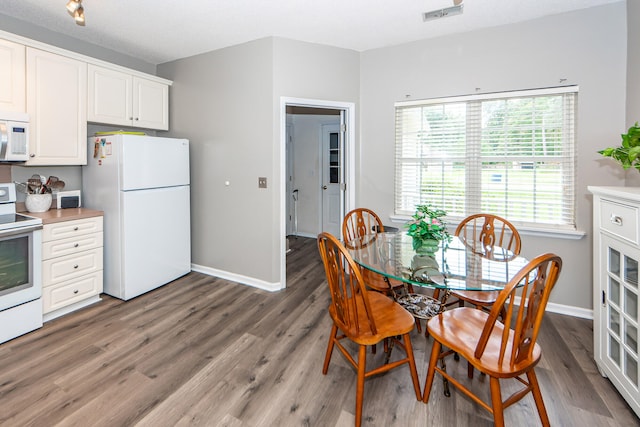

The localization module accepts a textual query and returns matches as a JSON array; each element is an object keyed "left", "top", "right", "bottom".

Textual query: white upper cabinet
[
  {"left": 0, "top": 38, "right": 25, "bottom": 112},
  {"left": 26, "top": 47, "right": 87, "bottom": 165},
  {"left": 88, "top": 64, "right": 169, "bottom": 130}
]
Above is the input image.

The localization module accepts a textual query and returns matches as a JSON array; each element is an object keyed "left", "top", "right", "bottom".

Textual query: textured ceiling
[{"left": 0, "top": 0, "right": 623, "bottom": 65}]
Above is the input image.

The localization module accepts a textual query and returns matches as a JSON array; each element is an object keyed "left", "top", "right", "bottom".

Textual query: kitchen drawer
[
  {"left": 600, "top": 199, "right": 639, "bottom": 244},
  {"left": 42, "top": 216, "right": 103, "bottom": 242},
  {"left": 43, "top": 247, "right": 103, "bottom": 287},
  {"left": 42, "top": 271, "right": 103, "bottom": 314},
  {"left": 42, "top": 232, "right": 103, "bottom": 261}
]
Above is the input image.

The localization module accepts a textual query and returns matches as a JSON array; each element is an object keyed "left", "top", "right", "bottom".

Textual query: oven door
[{"left": 0, "top": 226, "right": 42, "bottom": 312}]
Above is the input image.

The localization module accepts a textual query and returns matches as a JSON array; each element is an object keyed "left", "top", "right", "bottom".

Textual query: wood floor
[{"left": 1, "top": 236, "right": 639, "bottom": 426}]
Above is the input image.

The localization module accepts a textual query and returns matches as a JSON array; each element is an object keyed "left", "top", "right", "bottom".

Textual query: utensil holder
[{"left": 25, "top": 193, "right": 52, "bottom": 213}]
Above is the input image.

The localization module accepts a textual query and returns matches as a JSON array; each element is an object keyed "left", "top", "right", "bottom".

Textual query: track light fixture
[{"left": 65, "top": 0, "right": 85, "bottom": 26}]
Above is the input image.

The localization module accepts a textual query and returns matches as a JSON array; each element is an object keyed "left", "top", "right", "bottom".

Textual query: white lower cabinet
[
  {"left": 42, "top": 216, "right": 103, "bottom": 321},
  {"left": 589, "top": 186, "right": 640, "bottom": 418}
]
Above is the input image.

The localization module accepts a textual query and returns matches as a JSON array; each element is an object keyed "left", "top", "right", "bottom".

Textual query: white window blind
[{"left": 395, "top": 87, "right": 577, "bottom": 230}]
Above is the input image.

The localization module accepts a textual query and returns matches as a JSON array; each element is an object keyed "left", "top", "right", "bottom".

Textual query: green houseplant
[
  {"left": 405, "top": 205, "right": 451, "bottom": 252},
  {"left": 599, "top": 122, "right": 640, "bottom": 171}
]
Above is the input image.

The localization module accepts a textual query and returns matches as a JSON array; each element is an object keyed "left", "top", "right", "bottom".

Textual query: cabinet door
[
  {"left": 26, "top": 48, "right": 87, "bottom": 165},
  {"left": 0, "top": 39, "right": 25, "bottom": 112},
  {"left": 87, "top": 64, "right": 132, "bottom": 127},
  {"left": 133, "top": 76, "right": 169, "bottom": 130},
  {"left": 598, "top": 233, "right": 640, "bottom": 414}
]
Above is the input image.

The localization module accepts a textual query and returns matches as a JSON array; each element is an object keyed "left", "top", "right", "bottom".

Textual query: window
[{"left": 394, "top": 87, "right": 577, "bottom": 231}]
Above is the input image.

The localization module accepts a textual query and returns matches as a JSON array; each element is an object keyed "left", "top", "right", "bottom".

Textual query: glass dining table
[{"left": 345, "top": 232, "right": 530, "bottom": 319}]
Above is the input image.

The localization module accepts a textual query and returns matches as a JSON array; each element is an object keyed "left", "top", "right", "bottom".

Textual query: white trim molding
[{"left": 191, "top": 264, "right": 283, "bottom": 292}]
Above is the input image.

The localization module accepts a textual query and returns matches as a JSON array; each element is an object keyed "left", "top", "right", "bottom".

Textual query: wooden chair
[
  {"left": 422, "top": 253, "right": 562, "bottom": 427},
  {"left": 447, "top": 213, "right": 522, "bottom": 377},
  {"left": 449, "top": 213, "right": 522, "bottom": 313},
  {"left": 317, "top": 232, "right": 422, "bottom": 427},
  {"left": 342, "top": 208, "right": 399, "bottom": 291},
  {"left": 342, "top": 208, "right": 434, "bottom": 336}
]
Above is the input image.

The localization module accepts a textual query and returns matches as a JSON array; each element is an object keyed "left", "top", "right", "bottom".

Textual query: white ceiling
[{"left": 0, "top": 0, "right": 623, "bottom": 65}]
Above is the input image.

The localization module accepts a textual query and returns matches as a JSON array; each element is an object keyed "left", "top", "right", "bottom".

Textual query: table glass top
[{"left": 346, "top": 232, "right": 530, "bottom": 291}]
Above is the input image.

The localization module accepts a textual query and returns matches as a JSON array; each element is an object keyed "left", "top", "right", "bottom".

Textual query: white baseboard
[
  {"left": 545, "top": 300, "right": 593, "bottom": 319},
  {"left": 191, "top": 264, "right": 284, "bottom": 292},
  {"left": 512, "top": 296, "right": 592, "bottom": 319}
]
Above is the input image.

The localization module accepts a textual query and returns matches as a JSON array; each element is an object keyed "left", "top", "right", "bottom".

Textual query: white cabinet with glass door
[
  {"left": 88, "top": 64, "right": 169, "bottom": 130},
  {"left": 26, "top": 47, "right": 87, "bottom": 165},
  {"left": 589, "top": 186, "right": 640, "bottom": 418},
  {"left": 0, "top": 38, "right": 25, "bottom": 112}
]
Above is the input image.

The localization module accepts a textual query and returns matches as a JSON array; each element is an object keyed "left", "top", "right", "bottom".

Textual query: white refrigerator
[{"left": 82, "top": 134, "right": 191, "bottom": 300}]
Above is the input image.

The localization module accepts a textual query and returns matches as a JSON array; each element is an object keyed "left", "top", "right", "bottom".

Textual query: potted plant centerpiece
[
  {"left": 598, "top": 122, "right": 640, "bottom": 171},
  {"left": 405, "top": 205, "right": 451, "bottom": 254}
]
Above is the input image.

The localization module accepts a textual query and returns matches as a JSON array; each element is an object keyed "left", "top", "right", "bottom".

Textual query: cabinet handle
[
  {"left": 73, "top": 289, "right": 79, "bottom": 294},
  {"left": 135, "top": 117, "right": 139, "bottom": 121},
  {"left": 602, "top": 290, "right": 606, "bottom": 306},
  {"left": 29, "top": 153, "right": 35, "bottom": 158},
  {"left": 74, "top": 243, "right": 79, "bottom": 247},
  {"left": 610, "top": 214, "right": 623, "bottom": 226},
  {"left": 74, "top": 226, "right": 79, "bottom": 231},
  {"left": 73, "top": 264, "right": 79, "bottom": 269},
  {"left": 129, "top": 117, "right": 133, "bottom": 120}
]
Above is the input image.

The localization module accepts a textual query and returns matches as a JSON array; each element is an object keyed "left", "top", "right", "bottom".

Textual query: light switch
[{"left": 258, "top": 177, "right": 267, "bottom": 188}]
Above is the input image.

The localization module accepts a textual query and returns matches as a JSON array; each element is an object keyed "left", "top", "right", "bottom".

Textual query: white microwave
[{"left": 0, "top": 112, "right": 29, "bottom": 162}]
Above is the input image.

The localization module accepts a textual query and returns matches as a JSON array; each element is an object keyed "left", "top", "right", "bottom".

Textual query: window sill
[{"left": 388, "top": 215, "right": 586, "bottom": 240}]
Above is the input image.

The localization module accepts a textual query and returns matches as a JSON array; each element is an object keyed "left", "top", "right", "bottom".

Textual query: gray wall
[
  {"left": 626, "top": 1, "right": 640, "bottom": 187},
  {"left": 359, "top": 3, "right": 627, "bottom": 312},
  {"left": 158, "top": 37, "right": 359, "bottom": 286},
  {"left": 158, "top": 38, "right": 275, "bottom": 283},
  {"left": 627, "top": 0, "right": 640, "bottom": 128}
]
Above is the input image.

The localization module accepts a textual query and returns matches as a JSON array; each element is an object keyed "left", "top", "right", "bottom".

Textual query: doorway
[{"left": 280, "top": 97, "right": 355, "bottom": 288}]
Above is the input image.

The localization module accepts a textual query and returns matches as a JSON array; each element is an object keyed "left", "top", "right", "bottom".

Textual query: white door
[{"left": 322, "top": 123, "right": 342, "bottom": 237}]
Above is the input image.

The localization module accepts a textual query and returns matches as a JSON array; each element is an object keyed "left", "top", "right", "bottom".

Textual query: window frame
[{"left": 394, "top": 86, "right": 579, "bottom": 234}]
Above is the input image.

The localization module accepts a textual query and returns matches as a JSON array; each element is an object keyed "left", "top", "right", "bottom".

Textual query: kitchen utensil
[
  {"left": 14, "top": 182, "right": 28, "bottom": 194},
  {"left": 51, "top": 180, "right": 65, "bottom": 191},
  {"left": 28, "top": 175, "right": 42, "bottom": 194}
]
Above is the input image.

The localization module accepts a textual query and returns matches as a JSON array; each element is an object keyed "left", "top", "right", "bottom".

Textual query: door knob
[{"left": 322, "top": 185, "right": 327, "bottom": 190}]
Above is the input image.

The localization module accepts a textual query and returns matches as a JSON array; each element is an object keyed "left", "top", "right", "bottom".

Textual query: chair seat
[
  {"left": 329, "top": 291, "right": 415, "bottom": 346},
  {"left": 426, "top": 307, "right": 542, "bottom": 378},
  {"left": 451, "top": 290, "right": 500, "bottom": 305}
]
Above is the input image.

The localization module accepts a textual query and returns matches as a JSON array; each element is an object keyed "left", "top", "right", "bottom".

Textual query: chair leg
[
  {"left": 322, "top": 324, "right": 338, "bottom": 375},
  {"left": 489, "top": 377, "right": 505, "bottom": 427},
  {"left": 527, "top": 370, "right": 551, "bottom": 427},
  {"left": 415, "top": 317, "right": 422, "bottom": 333},
  {"left": 422, "top": 340, "right": 442, "bottom": 403},
  {"left": 402, "top": 332, "right": 422, "bottom": 401},
  {"left": 467, "top": 361, "right": 474, "bottom": 379},
  {"left": 355, "top": 344, "right": 367, "bottom": 427}
]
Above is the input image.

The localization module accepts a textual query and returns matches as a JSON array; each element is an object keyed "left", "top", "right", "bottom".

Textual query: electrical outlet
[{"left": 258, "top": 177, "right": 267, "bottom": 188}]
